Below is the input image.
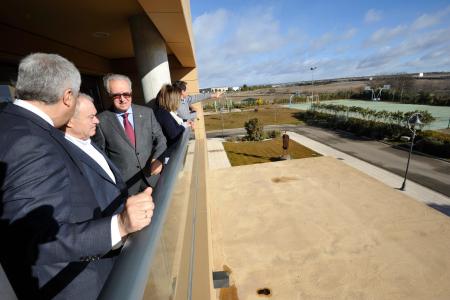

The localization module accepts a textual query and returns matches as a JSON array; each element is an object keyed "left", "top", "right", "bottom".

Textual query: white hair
[
  {"left": 103, "top": 73, "right": 132, "bottom": 94},
  {"left": 74, "top": 93, "right": 95, "bottom": 116},
  {"left": 15, "top": 53, "right": 81, "bottom": 104},
  {"left": 78, "top": 92, "right": 94, "bottom": 103}
]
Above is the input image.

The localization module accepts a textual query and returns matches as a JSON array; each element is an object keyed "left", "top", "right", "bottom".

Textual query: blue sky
[{"left": 190, "top": 0, "right": 450, "bottom": 88}]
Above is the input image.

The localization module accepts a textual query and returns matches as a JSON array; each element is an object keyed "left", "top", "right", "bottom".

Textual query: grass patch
[
  {"left": 204, "top": 107, "right": 303, "bottom": 131},
  {"left": 223, "top": 137, "right": 321, "bottom": 166}
]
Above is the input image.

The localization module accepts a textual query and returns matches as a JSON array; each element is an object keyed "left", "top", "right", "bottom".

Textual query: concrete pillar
[{"left": 129, "top": 14, "right": 171, "bottom": 103}]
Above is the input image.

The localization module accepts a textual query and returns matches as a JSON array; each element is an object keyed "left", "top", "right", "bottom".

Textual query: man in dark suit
[
  {"left": 0, "top": 53, "right": 154, "bottom": 299},
  {"left": 92, "top": 74, "right": 167, "bottom": 195},
  {"left": 63, "top": 93, "right": 127, "bottom": 213}
]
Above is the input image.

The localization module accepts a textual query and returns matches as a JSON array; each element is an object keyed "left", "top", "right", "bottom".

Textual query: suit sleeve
[
  {"left": 1, "top": 135, "right": 112, "bottom": 265},
  {"left": 149, "top": 109, "right": 167, "bottom": 161},
  {"left": 188, "top": 94, "right": 209, "bottom": 104}
]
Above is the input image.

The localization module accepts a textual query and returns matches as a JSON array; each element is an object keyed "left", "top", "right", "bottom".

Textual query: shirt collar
[
  {"left": 115, "top": 106, "right": 133, "bottom": 116},
  {"left": 14, "top": 99, "right": 54, "bottom": 126},
  {"left": 170, "top": 111, "right": 184, "bottom": 125},
  {"left": 65, "top": 133, "right": 91, "bottom": 146}
]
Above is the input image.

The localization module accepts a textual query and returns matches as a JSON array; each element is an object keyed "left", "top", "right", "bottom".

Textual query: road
[{"left": 206, "top": 125, "right": 450, "bottom": 197}]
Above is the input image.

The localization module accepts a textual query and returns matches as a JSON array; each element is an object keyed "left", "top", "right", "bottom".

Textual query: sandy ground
[{"left": 208, "top": 157, "right": 450, "bottom": 300}]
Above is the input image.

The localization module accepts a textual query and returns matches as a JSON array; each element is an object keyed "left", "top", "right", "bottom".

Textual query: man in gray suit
[{"left": 93, "top": 74, "right": 167, "bottom": 195}]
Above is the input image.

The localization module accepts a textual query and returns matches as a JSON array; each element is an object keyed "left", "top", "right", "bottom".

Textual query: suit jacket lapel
[
  {"left": 91, "top": 142, "right": 127, "bottom": 191},
  {"left": 133, "top": 105, "right": 143, "bottom": 152},
  {"left": 106, "top": 110, "right": 135, "bottom": 149},
  {"left": 71, "top": 143, "right": 118, "bottom": 185}
]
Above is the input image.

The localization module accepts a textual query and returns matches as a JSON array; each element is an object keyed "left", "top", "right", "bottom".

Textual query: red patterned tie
[{"left": 122, "top": 112, "right": 135, "bottom": 146}]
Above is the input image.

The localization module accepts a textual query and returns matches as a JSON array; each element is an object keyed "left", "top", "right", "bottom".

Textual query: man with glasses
[{"left": 93, "top": 74, "right": 167, "bottom": 195}]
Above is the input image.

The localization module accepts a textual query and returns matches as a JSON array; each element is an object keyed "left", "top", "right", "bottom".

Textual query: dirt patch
[{"left": 271, "top": 176, "right": 299, "bottom": 183}]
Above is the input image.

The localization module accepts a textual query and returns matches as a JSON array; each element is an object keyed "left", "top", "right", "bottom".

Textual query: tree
[
  {"left": 244, "top": 118, "right": 264, "bottom": 141},
  {"left": 390, "top": 73, "right": 415, "bottom": 102}
]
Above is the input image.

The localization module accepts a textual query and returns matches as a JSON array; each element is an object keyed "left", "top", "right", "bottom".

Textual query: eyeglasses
[{"left": 110, "top": 92, "right": 132, "bottom": 100}]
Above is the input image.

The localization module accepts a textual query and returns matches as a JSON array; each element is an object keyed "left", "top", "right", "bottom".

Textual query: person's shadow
[
  {"left": 0, "top": 155, "right": 128, "bottom": 299},
  {"left": 1, "top": 162, "right": 57, "bottom": 297}
]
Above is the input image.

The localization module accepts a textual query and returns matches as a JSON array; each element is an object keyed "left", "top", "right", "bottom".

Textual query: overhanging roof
[{"left": 0, "top": 0, "right": 196, "bottom": 67}]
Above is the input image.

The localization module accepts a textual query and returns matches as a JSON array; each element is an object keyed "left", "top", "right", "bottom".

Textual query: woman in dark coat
[{"left": 154, "top": 84, "right": 193, "bottom": 147}]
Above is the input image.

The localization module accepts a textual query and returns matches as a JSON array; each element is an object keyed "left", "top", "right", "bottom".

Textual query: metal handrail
[
  {"left": 99, "top": 128, "right": 191, "bottom": 300},
  {"left": 0, "top": 264, "right": 17, "bottom": 300}
]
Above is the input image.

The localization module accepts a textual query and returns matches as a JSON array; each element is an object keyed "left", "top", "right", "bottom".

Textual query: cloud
[
  {"left": 343, "top": 28, "right": 358, "bottom": 40},
  {"left": 193, "top": 7, "right": 297, "bottom": 87},
  {"left": 193, "top": 9, "right": 229, "bottom": 46},
  {"left": 365, "top": 25, "right": 407, "bottom": 46},
  {"left": 309, "top": 28, "right": 358, "bottom": 52},
  {"left": 225, "top": 8, "right": 287, "bottom": 55},
  {"left": 193, "top": 4, "right": 450, "bottom": 87},
  {"left": 358, "top": 28, "right": 450, "bottom": 69},
  {"left": 364, "top": 9, "right": 382, "bottom": 24},
  {"left": 412, "top": 5, "right": 450, "bottom": 30},
  {"left": 413, "top": 14, "right": 440, "bottom": 30},
  {"left": 310, "top": 32, "right": 335, "bottom": 50},
  {"left": 405, "top": 45, "right": 450, "bottom": 69}
]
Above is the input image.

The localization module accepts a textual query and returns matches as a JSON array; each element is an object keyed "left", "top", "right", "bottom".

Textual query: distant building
[
  {"left": 232, "top": 86, "right": 240, "bottom": 91},
  {"left": 211, "top": 87, "right": 228, "bottom": 92}
]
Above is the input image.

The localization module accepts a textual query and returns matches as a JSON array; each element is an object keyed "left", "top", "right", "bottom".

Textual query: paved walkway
[
  {"left": 207, "top": 138, "right": 231, "bottom": 170},
  {"left": 206, "top": 132, "right": 450, "bottom": 212}
]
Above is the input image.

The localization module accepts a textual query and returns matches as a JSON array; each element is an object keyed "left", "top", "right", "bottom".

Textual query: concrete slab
[
  {"left": 208, "top": 157, "right": 450, "bottom": 299},
  {"left": 286, "top": 131, "right": 450, "bottom": 207},
  {"left": 207, "top": 138, "right": 231, "bottom": 170}
]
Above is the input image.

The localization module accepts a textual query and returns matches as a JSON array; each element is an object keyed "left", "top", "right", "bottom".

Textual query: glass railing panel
[{"left": 143, "top": 142, "right": 195, "bottom": 299}]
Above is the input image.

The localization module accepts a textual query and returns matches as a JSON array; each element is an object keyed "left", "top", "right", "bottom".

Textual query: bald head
[{"left": 65, "top": 94, "right": 99, "bottom": 140}]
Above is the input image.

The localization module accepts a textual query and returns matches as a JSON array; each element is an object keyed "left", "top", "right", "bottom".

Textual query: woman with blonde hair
[{"left": 154, "top": 84, "right": 193, "bottom": 147}]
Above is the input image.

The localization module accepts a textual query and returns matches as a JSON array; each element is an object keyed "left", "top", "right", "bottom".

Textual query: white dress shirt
[
  {"left": 13, "top": 100, "right": 121, "bottom": 248},
  {"left": 14, "top": 99, "right": 54, "bottom": 126},
  {"left": 65, "top": 134, "right": 116, "bottom": 183},
  {"left": 115, "top": 106, "right": 134, "bottom": 128},
  {"left": 170, "top": 111, "right": 189, "bottom": 128},
  {"left": 64, "top": 134, "right": 122, "bottom": 248}
]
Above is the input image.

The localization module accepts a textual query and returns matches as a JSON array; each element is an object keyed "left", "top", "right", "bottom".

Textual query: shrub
[
  {"left": 265, "top": 130, "right": 281, "bottom": 139},
  {"left": 419, "top": 130, "right": 450, "bottom": 144},
  {"left": 244, "top": 118, "right": 264, "bottom": 141},
  {"left": 295, "top": 109, "right": 449, "bottom": 158}
]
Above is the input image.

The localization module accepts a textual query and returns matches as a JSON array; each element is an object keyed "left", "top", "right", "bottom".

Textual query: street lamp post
[
  {"left": 217, "top": 94, "right": 225, "bottom": 137},
  {"left": 400, "top": 112, "right": 422, "bottom": 191},
  {"left": 310, "top": 66, "right": 317, "bottom": 101}
]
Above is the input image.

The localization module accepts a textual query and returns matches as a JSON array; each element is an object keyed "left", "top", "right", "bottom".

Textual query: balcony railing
[
  {"left": 0, "top": 96, "right": 213, "bottom": 300},
  {"left": 99, "top": 128, "right": 192, "bottom": 300}
]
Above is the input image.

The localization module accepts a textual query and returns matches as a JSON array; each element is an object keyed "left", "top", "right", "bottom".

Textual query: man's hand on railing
[
  {"left": 150, "top": 159, "right": 163, "bottom": 175},
  {"left": 118, "top": 187, "right": 155, "bottom": 238},
  {"left": 186, "top": 120, "right": 195, "bottom": 130}
]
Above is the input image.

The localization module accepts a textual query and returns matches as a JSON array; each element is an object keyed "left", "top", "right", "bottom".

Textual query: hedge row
[{"left": 295, "top": 110, "right": 450, "bottom": 158}]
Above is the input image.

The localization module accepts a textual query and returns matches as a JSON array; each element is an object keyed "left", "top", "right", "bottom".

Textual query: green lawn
[
  {"left": 223, "top": 137, "right": 321, "bottom": 166},
  {"left": 204, "top": 107, "right": 303, "bottom": 131}
]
